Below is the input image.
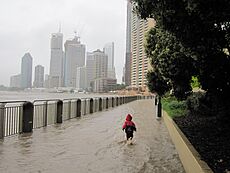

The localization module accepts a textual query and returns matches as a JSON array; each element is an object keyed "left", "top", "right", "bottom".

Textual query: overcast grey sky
[{"left": 0, "top": 0, "right": 127, "bottom": 86}]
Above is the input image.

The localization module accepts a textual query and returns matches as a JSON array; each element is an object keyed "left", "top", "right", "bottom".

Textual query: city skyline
[
  {"left": 0, "top": 0, "right": 126, "bottom": 86},
  {"left": 9, "top": 35, "right": 117, "bottom": 90}
]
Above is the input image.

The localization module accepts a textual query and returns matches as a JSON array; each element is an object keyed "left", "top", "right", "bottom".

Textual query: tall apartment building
[
  {"left": 21, "top": 53, "right": 33, "bottom": 89},
  {"left": 130, "top": 2, "right": 155, "bottom": 89},
  {"left": 103, "top": 42, "right": 116, "bottom": 79},
  {"left": 49, "top": 32, "right": 64, "bottom": 88},
  {"left": 33, "top": 65, "right": 44, "bottom": 88},
  {"left": 64, "top": 36, "right": 86, "bottom": 87},
  {"left": 86, "top": 49, "right": 115, "bottom": 92},
  {"left": 124, "top": 0, "right": 132, "bottom": 86}
]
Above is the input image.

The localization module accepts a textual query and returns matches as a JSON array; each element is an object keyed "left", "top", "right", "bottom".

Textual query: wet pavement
[{"left": 0, "top": 100, "right": 185, "bottom": 173}]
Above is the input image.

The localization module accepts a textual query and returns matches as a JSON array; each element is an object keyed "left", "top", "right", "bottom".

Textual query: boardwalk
[{"left": 0, "top": 100, "right": 185, "bottom": 173}]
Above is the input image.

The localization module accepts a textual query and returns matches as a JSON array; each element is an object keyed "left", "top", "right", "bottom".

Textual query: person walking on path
[{"left": 122, "top": 114, "right": 136, "bottom": 141}]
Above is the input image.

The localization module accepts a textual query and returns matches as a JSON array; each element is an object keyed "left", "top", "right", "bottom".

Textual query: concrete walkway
[{"left": 0, "top": 100, "right": 185, "bottom": 173}]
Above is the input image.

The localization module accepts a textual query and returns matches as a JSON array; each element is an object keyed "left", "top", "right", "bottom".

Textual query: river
[{"left": 0, "top": 91, "right": 116, "bottom": 102}]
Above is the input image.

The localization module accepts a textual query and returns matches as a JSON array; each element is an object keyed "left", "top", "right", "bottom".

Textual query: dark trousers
[{"left": 126, "top": 132, "right": 133, "bottom": 140}]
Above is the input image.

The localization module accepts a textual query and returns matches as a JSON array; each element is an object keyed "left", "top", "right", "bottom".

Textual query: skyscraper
[
  {"left": 86, "top": 52, "right": 96, "bottom": 90},
  {"left": 86, "top": 50, "right": 112, "bottom": 92},
  {"left": 94, "top": 49, "right": 108, "bottom": 79},
  {"left": 64, "top": 36, "right": 86, "bottom": 87},
  {"left": 103, "top": 42, "right": 116, "bottom": 79},
  {"left": 124, "top": 0, "right": 132, "bottom": 86},
  {"left": 93, "top": 49, "right": 108, "bottom": 92},
  {"left": 21, "top": 53, "right": 33, "bottom": 89},
  {"left": 33, "top": 65, "right": 44, "bottom": 88},
  {"left": 130, "top": 2, "right": 155, "bottom": 89},
  {"left": 49, "top": 32, "right": 64, "bottom": 88}
]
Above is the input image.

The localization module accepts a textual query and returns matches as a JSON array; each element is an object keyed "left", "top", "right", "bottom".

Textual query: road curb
[{"left": 163, "top": 111, "right": 213, "bottom": 173}]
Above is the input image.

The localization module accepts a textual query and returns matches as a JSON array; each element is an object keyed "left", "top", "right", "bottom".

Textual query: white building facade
[
  {"left": 49, "top": 32, "right": 64, "bottom": 88},
  {"left": 86, "top": 52, "right": 96, "bottom": 90},
  {"left": 33, "top": 65, "right": 44, "bottom": 88},
  {"left": 76, "top": 66, "right": 87, "bottom": 90},
  {"left": 103, "top": 42, "right": 116, "bottom": 79},
  {"left": 64, "top": 36, "right": 86, "bottom": 87},
  {"left": 21, "top": 53, "right": 33, "bottom": 89}
]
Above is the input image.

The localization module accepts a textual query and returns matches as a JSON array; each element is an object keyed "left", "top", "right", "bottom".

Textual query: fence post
[
  {"left": 68, "top": 100, "right": 71, "bottom": 119},
  {"left": 77, "top": 99, "right": 81, "bottom": 117},
  {"left": 22, "top": 102, "right": 34, "bottom": 133},
  {"left": 99, "top": 98, "right": 102, "bottom": 111},
  {"left": 0, "top": 103, "right": 5, "bottom": 139},
  {"left": 90, "top": 98, "right": 94, "bottom": 114},
  {"left": 43, "top": 101, "right": 48, "bottom": 126},
  {"left": 112, "top": 97, "right": 114, "bottom": 107},
  {"left": 56, "top": 100, "right": 63, "bottom": 123},
  {"left": 106, "top": 98, "right": 109, "bottom": 109}
]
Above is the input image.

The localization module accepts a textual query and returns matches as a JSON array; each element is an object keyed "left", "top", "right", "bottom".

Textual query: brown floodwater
[{"left": 0, "top": 100, "right": 185, "bottom": 173}]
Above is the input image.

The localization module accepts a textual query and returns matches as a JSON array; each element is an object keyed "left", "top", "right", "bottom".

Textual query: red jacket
[{"left": 122, "top": 114, "right": 136, "bottom": 132}]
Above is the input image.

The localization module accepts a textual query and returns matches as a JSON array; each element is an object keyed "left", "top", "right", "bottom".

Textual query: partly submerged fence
[{"left": 0, "top": 95, "right": 154, "bottom": 139}]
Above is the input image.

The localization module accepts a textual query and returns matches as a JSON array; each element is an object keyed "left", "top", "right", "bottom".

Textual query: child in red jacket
[{"left": 122, "top": 114, "right": 136, "bottom": 140}]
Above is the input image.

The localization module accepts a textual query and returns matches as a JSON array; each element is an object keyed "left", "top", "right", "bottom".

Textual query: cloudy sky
[{"left": 0, "top": 0, "right": 127, "bottom": 86}]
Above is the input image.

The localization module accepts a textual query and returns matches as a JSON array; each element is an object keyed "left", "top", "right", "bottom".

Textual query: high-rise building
[
  {"left": 86, "top": 52, "right": 96, "bottom": 90},
  {"left": 86, "top": 49, "right": 111, "bottom": 92},
  {"left": 94, "top": 49, "right": 108, "bottom": 79},
  {"left": 21, "top": 53, "right": 33, "bottom": 89},
  {"left": 33, "top": 65, "right": 44, "bottom": 88},
  {"left": 49, "top": 32, "right": 64, "bottom": 88},
  {"left": 76, "top": 66, "right": 87, "bottom": 90},
  {"left": 130, "top": 2, "right": 155, "bottom": 89},
  {"left": 103, "top": 42, "right": 116, "bottom": 79},
  {"left": 124, "top": 0, "right": 132, "bottom": 86},
  {"left": 64, "top": 36, "right": 86, "bottom": 87},
  {"left": 10, "top": 74, "right": 21, "bottom": 88}
]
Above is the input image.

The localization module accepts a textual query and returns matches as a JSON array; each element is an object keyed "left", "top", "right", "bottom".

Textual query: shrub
[
  {"left": 186, "top": 92, "right": 220, "bottom": 117},
  {"left": 162, "top": 96, "right": 187, "bottom": 118}
]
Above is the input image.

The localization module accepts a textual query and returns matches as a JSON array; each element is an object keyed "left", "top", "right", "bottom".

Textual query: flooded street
[{"left": 0, "top": 100, "right": 185, "bottom": 173}]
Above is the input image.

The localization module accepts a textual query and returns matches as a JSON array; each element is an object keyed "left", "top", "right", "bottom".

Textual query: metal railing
[{"left": 0, "top": 95, "right": 154, "bottom": 139}]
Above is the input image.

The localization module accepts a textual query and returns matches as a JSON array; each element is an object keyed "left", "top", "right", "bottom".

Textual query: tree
[
  {"left": 145, "top": 27, "right": 196, "bottom": 99},
  {"left": 133, "top": 0, "right": 230, "bottom": 103}
]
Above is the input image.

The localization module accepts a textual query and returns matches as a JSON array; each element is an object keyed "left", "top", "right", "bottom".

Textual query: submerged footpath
[{"left": 0, "top": 100, "right": 185, "bottom": 173}]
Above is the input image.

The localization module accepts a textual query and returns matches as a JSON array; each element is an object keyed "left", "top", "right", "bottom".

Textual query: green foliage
[
  {"left": 133, "top": 0, "right": 230, "bottom": 103},
  {"left": 145, "top": 27, "right": 194, "bottom": 100},
  {"left": 191, "top": 76, "right": 200, "bottom": 88},
  {"left": 162, "top": 96, "right": 187, "bottom": 118},
  {"left": 146, "top": 70, "right": 169, "bottom": 96}
]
